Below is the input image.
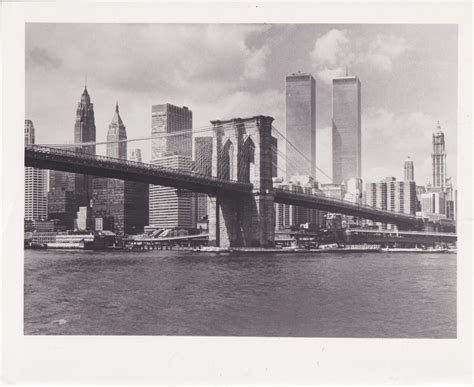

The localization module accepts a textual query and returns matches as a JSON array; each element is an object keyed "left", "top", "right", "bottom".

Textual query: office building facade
[
  {"left": 285, "top": 73, "right": 316, "bottom": 178},
  {"left": 332, "top": 76, "right": 361, "bottom": 185},
  {"left": 387, "top": 180, "right": 417, "bottom": 215},
  {"left": 149, "top": 155, "right": 195, "bottom": 229},
  {"left": 151, "top": 104, "right": 192, "bottom": 160},
  {"left": 149, "top": 104, "right": 194, "bottom": 229},
  {"left": 404, "top": 157, "right": 414, "bottom": 181},
  {"left": 24, "top": 120, "right": 48, "bottom": 221}
]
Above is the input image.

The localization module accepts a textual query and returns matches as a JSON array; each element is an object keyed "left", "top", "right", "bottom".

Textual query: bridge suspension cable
[
  {"left": 271, "top": 125, "right": 333, "bottom": 182},
  {"left": 38, "top": 121, "right": 236, "bottom": 148}
]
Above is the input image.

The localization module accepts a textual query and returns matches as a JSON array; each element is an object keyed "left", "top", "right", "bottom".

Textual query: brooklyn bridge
[{"left": 26, "top": 115, "right": 446, "bottom": 248}]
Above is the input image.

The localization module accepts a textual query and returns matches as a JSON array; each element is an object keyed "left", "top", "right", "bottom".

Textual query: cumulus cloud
[
  {"left": 311, "top": 29, "right": 410, "bottom": 83},
  {"left": 243, "top": 45, "right": 270, "bottom": 80},
  {"left": 311, "top": 29, "right": 351, "bottom": 66},
  {"left": 365, "top": 34, "right": 410, "bottom": 72}
]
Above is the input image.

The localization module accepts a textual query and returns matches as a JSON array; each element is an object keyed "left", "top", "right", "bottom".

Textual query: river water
[{"left": 24, "top": 249, "right": 456, "bottom": 337}]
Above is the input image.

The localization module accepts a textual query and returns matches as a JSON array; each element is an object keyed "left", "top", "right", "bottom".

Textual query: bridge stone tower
[{"left": 208, "top": 116, "right": 275, "bottom": 247}]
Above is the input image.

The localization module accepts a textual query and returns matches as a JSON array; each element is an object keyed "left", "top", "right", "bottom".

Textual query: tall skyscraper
[
  {"left": 332, "top": 75, "right": 362, "bottom": 185},
  {"left": 432, "top": 121, "right": 446, "bottom": 189},
  {"left": 151, "top": 104, "right": 192, "bottom": 160},
  {"left": 285, "top": 73, "right": 316, "bottom": 178},
  {"left": 73, "top": 85, "right": 97, "bottom": 207},
  {"left": 47, "top": 84, "right": 97, "bottom": 230},
  {"left": 92, "top": 104, "right": 148, "bottom": 235},
  {"left": 149, "top": 103, "right": 194, "bottom": 229},
  {"left": 404, "top": 157, "right": 414, "bottom": 181},
  {"left": 24, "top": 120, "right": 47, "bottom": 221},
  {"left": 74, "top": 85, "right": 96, "bottom": 155}
]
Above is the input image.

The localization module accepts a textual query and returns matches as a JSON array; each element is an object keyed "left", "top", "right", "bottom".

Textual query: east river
[{"left": 24, "top": 249, "right": 456, "bottom": 337}]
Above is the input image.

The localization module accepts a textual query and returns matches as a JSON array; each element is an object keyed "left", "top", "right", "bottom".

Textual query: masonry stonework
[{"left": 208, "top": 116, "right": 275, "bottom": 247}]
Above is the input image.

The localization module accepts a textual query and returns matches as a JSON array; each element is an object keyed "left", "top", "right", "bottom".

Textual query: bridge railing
[
  {"left": 273, "top": 187, "right": 421, "bottom": 222},
  {"left": 26, "top": 145, "right": 253, "bottom": 190}
]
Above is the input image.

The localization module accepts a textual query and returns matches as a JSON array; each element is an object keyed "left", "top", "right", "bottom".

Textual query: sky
[{"left": 26, "top": 23, "right": 458, "bottom": 186}]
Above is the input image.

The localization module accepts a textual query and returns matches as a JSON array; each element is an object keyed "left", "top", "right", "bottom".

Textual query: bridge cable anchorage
[{"left": 272, "top": 125, "right": 333, "bottom": 182}]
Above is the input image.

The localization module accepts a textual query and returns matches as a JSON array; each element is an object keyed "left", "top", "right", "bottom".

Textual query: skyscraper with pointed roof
[
  {"left": 432, "top": 121, "right": 447, "bottom": 189},
  {"left": 73, "top": 84, "right": 97, "bottom": 210},
  {"left": 92, "top": 103, "right": 148, "bottom": 235},
  {"left": 107, "top": 103, "right": 127, "bottom": 159},
  {"left": 48, "top": 84, "right": 97, "bottom": 229},
  {"left": 74, "top": 84, "right": 96, "bottom": 155}
]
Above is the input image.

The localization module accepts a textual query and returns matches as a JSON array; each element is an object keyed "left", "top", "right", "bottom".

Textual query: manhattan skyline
[{"left": 26, "top": 23, "right": 458, "bottom": 186}]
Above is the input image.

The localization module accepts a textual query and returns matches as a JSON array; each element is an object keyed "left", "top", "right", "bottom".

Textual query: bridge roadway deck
[
  {"left": 273, "top": 188, "right": 423, "bottom": 227},
  {"left": 25, "top": 145, "right": 252, "bottom": 195},
  {"left": 26, "top": 145, "right": 440, "bottom": 227}
]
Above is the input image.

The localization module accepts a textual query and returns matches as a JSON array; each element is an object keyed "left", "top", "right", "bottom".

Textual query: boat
[{"left": 198, "top": 246, "right": 231, "bottom": 253}]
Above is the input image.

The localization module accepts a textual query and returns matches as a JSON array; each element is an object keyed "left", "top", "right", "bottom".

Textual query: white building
[{"left": 24, "top": 120, "right": 48, "bottom": 221}]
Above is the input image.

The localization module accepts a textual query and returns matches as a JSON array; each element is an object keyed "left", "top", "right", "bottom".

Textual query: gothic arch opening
[
  {"left": 240, "top": 136, "right": 256, "bottom": 184},
  {"left": 220, "top": 139, "right": 234, "bottom": 180}
]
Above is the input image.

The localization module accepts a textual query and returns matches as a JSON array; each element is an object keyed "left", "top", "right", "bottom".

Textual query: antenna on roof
[
  {"left": 345, "top": 65, "right": 349, "bottom": 76},
  {"left": 85, "top": 73, "right": 87, "bottom": 89}
]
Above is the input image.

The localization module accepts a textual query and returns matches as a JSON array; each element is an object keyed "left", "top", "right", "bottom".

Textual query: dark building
[
  {"left": 48, "top": 169, "right": 78, "bottom": 229},
  {"left": 285, "top": 73, "right": 316, "bottom": 179},
  {"left": 92, "top": 104, "right": 148, "bottom": 235},
  {"left": 332, "top": 75, "right": 361, "bottom": 185}
]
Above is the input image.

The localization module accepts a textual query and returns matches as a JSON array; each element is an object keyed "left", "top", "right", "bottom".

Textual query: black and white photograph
[
  {"left": 23, "top": 21, "right": 459, "bottom": 337},
  {"left": 2, "top": 1, "right": 472, "bottom": 385}
]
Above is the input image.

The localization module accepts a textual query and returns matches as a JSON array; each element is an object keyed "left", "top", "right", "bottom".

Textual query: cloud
[
  {"left": 310, "top": 30, "right": 410, "bottom": 83},
  {"left": 316, "top": 67, "right": 346, "bottom": 85},
  {"left": 27, "top": 47, "right": 62, "bottom": 69},
  {"left": 243, "top": 45, "right": 270, "bottom": 80},
  {"left": 26, "top": 24, "right": 271, "bottom": 97},
  {"left": 365, "top": 34, "right": 410, "bottom": 72},
  {"left": 310, "top": 29, "right": 351, "bottom": 66}
]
